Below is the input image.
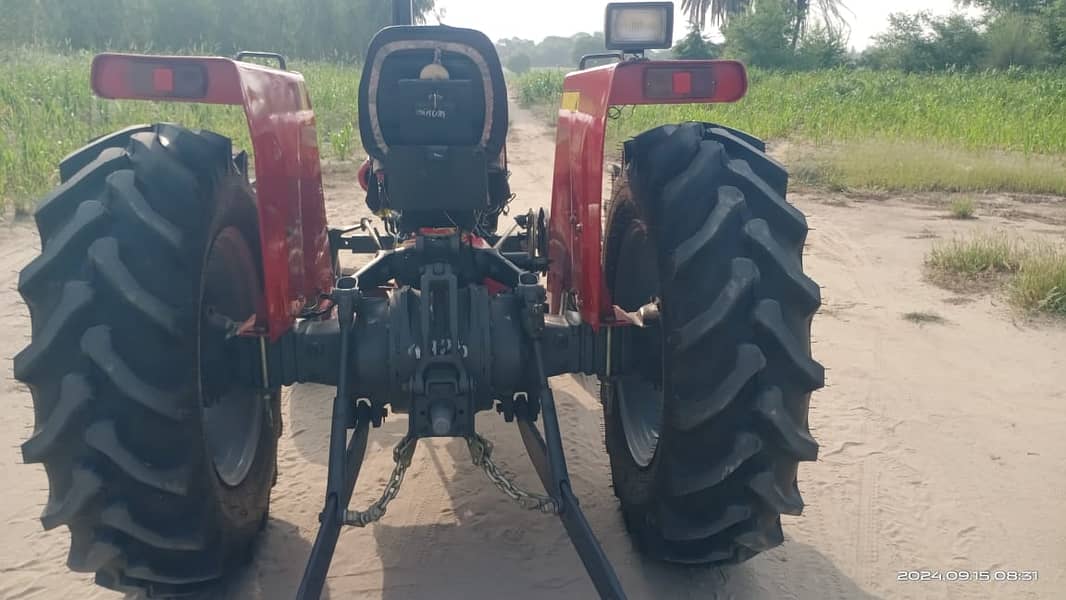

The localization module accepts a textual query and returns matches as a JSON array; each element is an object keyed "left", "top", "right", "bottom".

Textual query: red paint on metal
[
  {"left": 547, "top": 59, "right": 747, "bottom": 328},
  {"left": 91, "top": 53, "right": 333, "bottom": 340}
]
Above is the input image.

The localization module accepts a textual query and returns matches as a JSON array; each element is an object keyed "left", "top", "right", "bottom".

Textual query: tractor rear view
[{"left": 14, "top": 2, "right": 822, "bottom": 598}]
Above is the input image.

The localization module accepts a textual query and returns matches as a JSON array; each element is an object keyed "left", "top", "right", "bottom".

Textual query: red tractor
[{"left": 14, "top": 2, "right": 822, "bottom": 598}]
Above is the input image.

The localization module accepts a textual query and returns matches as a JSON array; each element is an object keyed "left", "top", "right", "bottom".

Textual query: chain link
[
  {"left": 342, "top": 431, "right": 558, "bottom": 527},
  {"left": 467, "top": 433, "right": 558, "bottom": 515},
  {"left": 343, "top": 436, "right": 417, "bottom": 527}
]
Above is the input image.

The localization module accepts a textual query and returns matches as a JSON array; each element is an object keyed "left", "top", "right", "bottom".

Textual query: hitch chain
[
  {"left": 343, "top": 432, "right": 559, "bottom": 527},
  {"left": 343, "top": 436, "right": 417, "bottom": 527},
  {"left": 467, "top": 433, "right": 559, "bottom": 515}
]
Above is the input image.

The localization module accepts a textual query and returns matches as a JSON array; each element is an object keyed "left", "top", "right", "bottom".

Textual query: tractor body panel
[
  {"left": 92, "top": 53, "right": 333, "bottom": 340},
  {"left": 547, "top": 59, "right": 748, "bottom": 328}
]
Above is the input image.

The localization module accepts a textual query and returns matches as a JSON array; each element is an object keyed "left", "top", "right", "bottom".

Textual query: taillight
[
  {"left": 605, "top": 60, "right": 748, "bottom": 105},
  {"left": 93, "top": 54, "right": 210, "bottom": 100},
  {"left": 129, "top": 61, "right": 208, "bottom": 98},
  {"left": 644, "top": 67, "right": 716, "bottom": 100}
]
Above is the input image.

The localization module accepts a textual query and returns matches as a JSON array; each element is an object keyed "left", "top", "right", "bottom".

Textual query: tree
[
  {"left": 957, "top": 0, "right": 1053, "bottom": 14},
  {"left": 681, "top": 0, "right": 846, "bottom": 48},
  {"left": 984, "top": 12, "right": 1051, "bottom": 66},
  {"left": 494, "top": 33, "right": 619, "bottom": 69},
  {"left": 495, "top": 37, "right": 536, "bottom": 66},
  {"left": 863, "top": 12, "right": 930, "bottom": 70},
  {"left": 928, "top": 13, "right": 988, "bottom": 67},
  {"left": 414, "top": 0, "right": 435, "bottom": 23},
  {"left": 714, "top": 0, "right": 847, "bottom": 69},
  {"left": 571, "top": 32, "right": 607, "bottom": 66},
  {"left": 955, "top": 0, "right": 1066, "bottom": 67},
  {"left": 863, "top": 12, "right": 986, "bottom": 71},
  {"left": 681, "top": 0, "right": 750, "bottom": 30},
  {"left": 1049, "top": 0, "right": 1066, "bottom": 62},
  {"left": 721, "top": 0, "right": 795, "bottom": 68},
  {"left": 533, "top": 36, "right": 574, "bottom": 67},
  {"left": 672, "top": 25, "right": 721, "bottom": 59},
  {"left": 796, "top": 24, "right": 848, "bottom": 68}
]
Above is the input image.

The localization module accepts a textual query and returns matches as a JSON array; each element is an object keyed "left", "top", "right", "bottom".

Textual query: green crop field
[
  {"left": 0, "top": 48, "right": 361, "bottom": 213},
  {"left": 515, "top": 67, "right": 1066, "bottom": 152},
  {"left": 5, "top": 50, "right": 1066, "bottom": 212},
  {"left": 514, "top": 67, "right": 1066, "bottom": 195}
]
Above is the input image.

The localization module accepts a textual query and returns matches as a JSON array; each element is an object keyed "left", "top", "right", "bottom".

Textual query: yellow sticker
[{"left": 561, "top": 91, "right": 581, "bottom": 112}]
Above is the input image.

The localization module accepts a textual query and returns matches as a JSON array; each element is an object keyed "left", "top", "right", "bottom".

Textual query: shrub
[{"left": 949, "top": 197, "right": 977, "bottom": 219}]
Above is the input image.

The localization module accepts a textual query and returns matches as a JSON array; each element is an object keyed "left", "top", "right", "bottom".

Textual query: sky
[{"left": 431, "top": 0, "right": 982, "bottom": 50}]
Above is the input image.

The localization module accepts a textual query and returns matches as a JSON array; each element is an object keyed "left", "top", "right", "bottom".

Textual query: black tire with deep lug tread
[
  {"left": 15, "top": 123, "right": 281, "bottom": 597},
  {"left": 602, "top": 122, "right": 823, "bottom": 565}
]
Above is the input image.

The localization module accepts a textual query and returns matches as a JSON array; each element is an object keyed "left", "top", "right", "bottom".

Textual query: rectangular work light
[{"left": 605, "top": 2, "right": 675, "bottom": 52}]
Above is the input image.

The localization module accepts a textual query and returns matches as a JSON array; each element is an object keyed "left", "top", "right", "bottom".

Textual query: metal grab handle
[{"left": 234, "top": 51, "right": 288, "bottom": 71}]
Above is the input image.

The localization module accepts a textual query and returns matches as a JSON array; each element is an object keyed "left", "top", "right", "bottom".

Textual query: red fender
[
  {"left": 547, "top": 59, "right": 748, "bottom": 329},
  {"left": 92, "top": 53, "right": 333, "bottom": 340}
]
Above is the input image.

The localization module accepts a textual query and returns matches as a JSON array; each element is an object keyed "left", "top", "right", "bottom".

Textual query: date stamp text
[{"left": 897, "top": 570, "right": 1039, "bottom": 583}]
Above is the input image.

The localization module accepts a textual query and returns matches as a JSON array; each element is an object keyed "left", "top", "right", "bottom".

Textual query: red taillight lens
[
  {"left": 672, "top": 71, "right": 692, "bottom": 95},
  {"left": 645, "top": 67, "right": 716, "bottom": 100},
  {"left": 152, "top": 67, "right": 175, "bottom": 93}
]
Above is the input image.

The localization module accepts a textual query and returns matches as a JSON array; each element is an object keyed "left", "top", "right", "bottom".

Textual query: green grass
[
  {"left": 927, "top": 231, "right": 1024, "bottom": 278},
  {"left": 0, "top": 47, "right": 362, "bottom": 213},
  {"left": 926, "top": 232, "right": 1066, "bottom": 316},
  {"left": 949, "top": 197, "right": 977, "bottom": 219},
  {"left": 515, "top": 67, "right": 1066, "bottom": 195},
  {"left": 787, "top": 142, "right": 1066, "bottom": 196},
  {"left": 1011, "top": 247, "right": 1066, "bottom": 315},
  {"left": 515, "top": 69, "right": 565, "bottom": 109}
]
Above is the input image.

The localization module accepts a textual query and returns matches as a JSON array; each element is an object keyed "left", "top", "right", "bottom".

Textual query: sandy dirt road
[{"left": 1, "top": 103, "right": 1064, "bottom": 600}]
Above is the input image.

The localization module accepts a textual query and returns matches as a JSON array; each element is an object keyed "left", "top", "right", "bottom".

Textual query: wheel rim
[
  {"left": 200, "top": 227, "right": 263, "bottom": 487},
  {"left": 613, "top": 220, "right": 664, "bottom": 468}
]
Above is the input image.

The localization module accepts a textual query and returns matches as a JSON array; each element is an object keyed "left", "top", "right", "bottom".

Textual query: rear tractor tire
[
  {"left": 15, "top": 124, "right": 281, "bottom": 596},
  {"left": 602, "top": 122, "right": 823, "bottom": 564}
]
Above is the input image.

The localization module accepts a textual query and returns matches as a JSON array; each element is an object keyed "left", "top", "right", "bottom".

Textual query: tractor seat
[{"left": 358, "top": 26, "right": 509, "bottom": 224}]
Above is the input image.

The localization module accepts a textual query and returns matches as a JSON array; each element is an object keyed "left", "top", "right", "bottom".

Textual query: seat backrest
[{"left": 358, "top": 26, "right": 509, "bottom": 162}]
